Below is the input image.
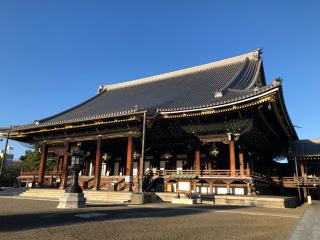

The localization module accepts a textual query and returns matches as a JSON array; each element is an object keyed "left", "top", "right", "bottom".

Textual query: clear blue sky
[{"left": 1, "top": 1, "right": 319, "bottom": 158}]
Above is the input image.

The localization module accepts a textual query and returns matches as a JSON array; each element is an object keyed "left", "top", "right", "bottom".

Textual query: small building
[
  {"left": 288, "top": 139, "right": 320, "bottom": 200},
  {"left": 0, "top": 149, "right": 14, "bottom": 165},
  {"left": 1, "top": 49, "right": 302, "bottom": 196}
]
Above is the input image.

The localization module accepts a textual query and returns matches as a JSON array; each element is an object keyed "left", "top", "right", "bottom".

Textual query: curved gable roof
[{"left": 14, "top": 49, "right": 270, "bottom": 130}]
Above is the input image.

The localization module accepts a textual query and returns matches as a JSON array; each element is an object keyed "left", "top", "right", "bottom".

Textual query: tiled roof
[
  {"left": 14, "top": 49, "right": 274, "bottom": 130},
  {"left": 289, "top": 139, "right": 320, "bottom": 158}
]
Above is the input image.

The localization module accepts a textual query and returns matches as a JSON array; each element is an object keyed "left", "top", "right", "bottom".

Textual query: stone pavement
[
  {"left": 0, "top": 197, "right": 305, "bottom": 240},
  {"left": 290, "top": 201, "right": 320, "bottom": 240}
]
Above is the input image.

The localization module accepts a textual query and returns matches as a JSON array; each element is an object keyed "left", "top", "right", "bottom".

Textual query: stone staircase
[
  {"left": 19, "top": 188, "right": 132, "bottom": 203},
  {"left": 20, "top": 188, "right": 64, "bottom": 199}
]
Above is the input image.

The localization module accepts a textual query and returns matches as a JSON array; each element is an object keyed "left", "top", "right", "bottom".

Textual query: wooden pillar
[
  {"left": 300, "top": 162, "right": 306, "bottom": 177},
  {"left": 126, "top": 135, "right": 133, "bottom": 191},
  {"left": 247, "top": 182, "right": 252, "bottom": 195},
  {"left": 60, "top": 139, "right": 70, "bottom": 189},
  {"left": 246, "top": 162, "right": 251, "bottom": 177},
  {"left": 195, "top": 147, "right": 201, "bottom": 174},
  {"left": 209, "top": 182, "right": 213, "bottom": 193},
  {"left": 93, "top": 136, "right": 102, "bottom": 190},
  {"left": 226, "top": 182, "right": 231, "bottom": 194},
  {"left": 300, "top": 162, "right": 308, "bottom": 200},
  {"left": 229, "top": 140, "right": 236, "bottom": 176},
  {"left": 38, "top": 141, "right": 47, "bottom": 186},
  {"left": 207, "top": 161, "right": 212, "bottom": 171},
  {"left": 126, "top": 135, "right": 133, "bottom": 176},
  {"left": 239, "top": 150, "right": 245, "bottom": 176}
]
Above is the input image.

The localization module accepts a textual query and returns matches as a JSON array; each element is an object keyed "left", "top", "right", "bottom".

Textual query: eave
[
  {"left": 158, "top": 86, "right": 279, "bottom": 119},
  {"left": 1, "top": 113, "right": 144, "bottom": 141}
]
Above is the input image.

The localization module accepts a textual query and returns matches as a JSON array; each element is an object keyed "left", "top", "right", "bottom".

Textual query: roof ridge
[{"left": 101, "top": 49, "right": 262, "bottom": 91}]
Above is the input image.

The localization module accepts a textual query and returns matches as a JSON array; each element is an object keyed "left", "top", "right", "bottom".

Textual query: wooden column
[
  {"left": 247, "top": 182, "right": 252, "bottom": 195},
  {"left": 60, "top": 139, "right": 70, "bottom": 189},
  {"left": 207, "top": 161, "right": 212, "bottom": 171},
  {"left": 38, "top": 141, "right": 47, "bottom": 186},
  {"left": 126, "top": 135, "right": 133, "bottom": 176},
  {"left": 93, "top": 136, "right": 102, "bottom": 190},
  {"left": 239, "top": 150, "right": 245, "bottom": 176},
  {"left": 300, "top": 162, "right": 306, "bottom": 177},
  {"left": 195, "top": 147, "right": 201, "bottom": 174},
  {"left": 126, "top": 135, "right": 133, "bottom": 191},
  {"left": 229, "top": 140, "right": 236, "bottom": 176},
  {"left": 300, "top": 162, "right": 308, "bottom": 200},
  {"left": 246, "top": 162, "right": 251, "bottom": 177}
]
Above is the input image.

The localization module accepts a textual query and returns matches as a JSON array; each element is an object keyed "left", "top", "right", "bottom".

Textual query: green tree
[
  {"left": 0, "top": 161, "right": 23, "bottom": 187},
  {"left": 19, "top": 150, "right": 40, "bottom": 171}
]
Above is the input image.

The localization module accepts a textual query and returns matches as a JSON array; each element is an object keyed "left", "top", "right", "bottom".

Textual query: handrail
[
  {"left": 152, "top": 169, "right": 244, "bottom": 177},
  {"left": 20, "top": 170, "right": 63, "bottom": 176}
]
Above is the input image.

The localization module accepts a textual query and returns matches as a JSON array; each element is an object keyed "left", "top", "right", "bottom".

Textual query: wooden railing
[
  {"left": 271, "top": 176, "right": 320, "bottom": 187},
  {"left": 20, "top": 170, "right": 63, "bottom": 177},
  {"left": 152, "top": 169, "right": 246, "bottom": 177},
  {"left": 18, "top": 170, "right": 320, "bottom": 188}
]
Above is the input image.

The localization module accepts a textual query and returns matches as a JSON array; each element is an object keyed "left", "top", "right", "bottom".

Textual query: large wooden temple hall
[{"left": 2, "top": 49, "right": 319, "bottom": 199}]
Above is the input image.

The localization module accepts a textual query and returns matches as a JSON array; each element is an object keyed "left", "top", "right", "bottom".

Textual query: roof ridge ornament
[
  {"left": 253, "top": 48, "right": 263, "bottom": 60},
  {"left": 272, "top": 77, "right": 282, "bottom": 86},
  {"left": 214, "top": 91, "right": 223, "bottom": 98},
  {"left": 97, "top": 85, "right": 104, "bottom": 94}
]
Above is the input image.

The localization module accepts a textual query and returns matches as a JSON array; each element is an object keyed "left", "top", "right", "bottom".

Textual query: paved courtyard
[
  {"left": 0, "top": 197, "right": 306, "bottom": 240},
  {"left": 290, "top": 201, "right": 320, "bottom": 240}
]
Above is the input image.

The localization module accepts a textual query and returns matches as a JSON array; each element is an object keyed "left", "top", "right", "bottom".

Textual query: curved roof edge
[
  {"left": 277, "top": 85, "right": 298, "bottom": 141},
  {"left": 101, "top": 48, "right": 262, "bottom": 92}
]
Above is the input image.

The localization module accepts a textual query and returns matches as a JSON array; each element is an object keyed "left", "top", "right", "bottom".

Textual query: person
[{"left": 54, "top": 177, "right": 60, "bottom": 188}]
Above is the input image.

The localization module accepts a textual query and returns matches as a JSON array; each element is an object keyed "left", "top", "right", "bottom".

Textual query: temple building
[
  {"left": 1, "top": 49, "right": 306, "bottom": 196},
  {"left": 287, "top": 139, "right": 320, "bottom": 200}
]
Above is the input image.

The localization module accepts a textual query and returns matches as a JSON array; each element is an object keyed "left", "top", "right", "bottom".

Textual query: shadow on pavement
[{"left": 0, "top": 203, "right": 250, "bottom": 233}]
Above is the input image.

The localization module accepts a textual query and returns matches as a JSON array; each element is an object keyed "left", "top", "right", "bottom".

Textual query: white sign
[
  {"left": 217, "top": 187, "right": 228, "bottom": 194},
  {"left": 178, "top": 182, "right": 190, "bottom": 191},
  {"left": 234, "top": 188, "right": 245, "bottom": 195},
  {"left": 125, "top": 176, "right": 132, "bottom": 183}
]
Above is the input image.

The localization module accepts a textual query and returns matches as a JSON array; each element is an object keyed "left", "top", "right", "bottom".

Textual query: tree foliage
[
  {"left": 0, "top": 161, "right": 22, "bottom": 187},
  {"left": 19, "top": 150, "right": 40, "bottom": 171}
]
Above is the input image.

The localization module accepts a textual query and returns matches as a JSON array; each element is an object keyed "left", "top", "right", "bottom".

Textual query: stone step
[{"left": 19, "top": 189, "right": 131, "bottom": 202}]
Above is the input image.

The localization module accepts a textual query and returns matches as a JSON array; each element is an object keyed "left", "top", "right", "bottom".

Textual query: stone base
[
  {"left": 130, "top": 193, "right": 151, "bottom": 204},
  {"left": 154, "top": 193, "right": 299, "bottom": 208},
  {"left": 172, "top": 198, "right": 196, "bottom": 205},
  {"left": 57, "top": 192, "right": 87, "bottom": 209}
]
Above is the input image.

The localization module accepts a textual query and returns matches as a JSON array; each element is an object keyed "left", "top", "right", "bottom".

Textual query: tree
[
  {"left": 19, "top": 150, "right": 40, "bottom": 171},
  {"left": 0, "top": 161, "right": 23, "bottom": 187}
]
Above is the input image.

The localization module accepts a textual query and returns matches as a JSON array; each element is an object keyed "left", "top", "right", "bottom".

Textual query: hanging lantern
[
  {"left": 161, "top": 152, "right": 173, "bottom": 160},
  {"left": 133, "top": 151, "right": 141, "bottom": 160},
  {"left": 209, "top": 142, "right": 219, "bottom": 157},
  {"left": 102, "top": 153, "right": 112, "bottom": 161}
]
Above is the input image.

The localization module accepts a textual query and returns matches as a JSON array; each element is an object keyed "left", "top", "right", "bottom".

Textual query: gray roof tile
[{"left": 15, "top": 49, "right": 274, "bottom": 130}]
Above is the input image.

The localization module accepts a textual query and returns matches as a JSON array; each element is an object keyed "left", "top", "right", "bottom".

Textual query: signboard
[
  {"left": 125, "top": 176, "right": 132, "bottom": 183},
  {"left": 178, "top": 182, "right": 190, "bottom": 191}
]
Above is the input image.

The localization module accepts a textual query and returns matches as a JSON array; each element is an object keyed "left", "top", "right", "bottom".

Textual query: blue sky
[{"left": 0, "top": 1, "right": 319, "bottom": 158}]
